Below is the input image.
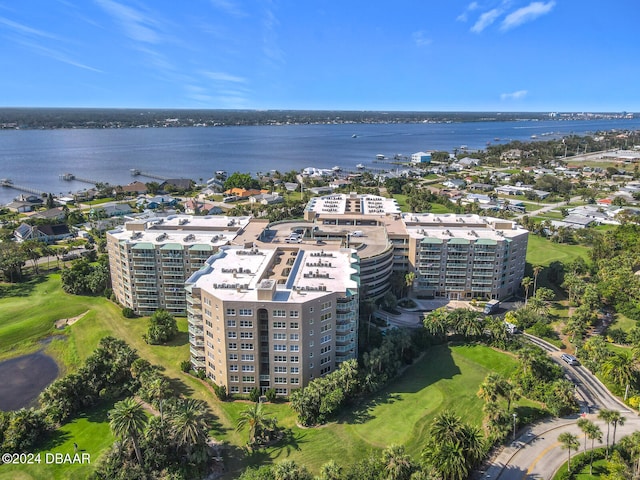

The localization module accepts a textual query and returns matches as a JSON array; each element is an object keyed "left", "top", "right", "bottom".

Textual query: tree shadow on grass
[
  {"left": 163, "top": 330, "right": 189, "bottom": 347},
  {"left": 337, "top": 345, "right": 461, "bottom": 425},
  {"left": 0, "top": 275, "right": 46, "bottom": 298}
]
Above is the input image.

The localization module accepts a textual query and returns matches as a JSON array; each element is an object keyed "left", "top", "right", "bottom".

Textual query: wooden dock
[
  {"left": 130, "top": 169, "right": 170, "bottom": 181},
  {"left": 0, "top": 179, "right": 46, "bottom": 196},
  {"left": 59, "top": 173, "right": 101, "bottom": 185}
]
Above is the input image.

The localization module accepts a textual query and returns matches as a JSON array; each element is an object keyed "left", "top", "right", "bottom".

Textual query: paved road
[
  {"left": 481, "top": 334, "right": 638, "bottom": 480},
  {"left": 512, "top": 195, "right": 582, "bottom": 221}
]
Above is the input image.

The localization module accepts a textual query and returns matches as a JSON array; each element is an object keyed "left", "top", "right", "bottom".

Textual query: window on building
[
  {"left": 241, "top": 365, "right": 255, "bottom": 372},
  {"left": 240, "top": 332, "right": 253, "bottom": 339},
  {"left": 242, "top": 376, "right": 255, "bottom": 383},
  {"left": 226, "top": 319, "right": 236, "bottom": 327},
  {"left": 228, "top": 343, "right": 237, "bottom": 350},
  {"left": 273, "top": 333, "right": 286, "bottom": 340},
  {"left": 227, "top": 331, "right": 237, "bottom": 339},
  {"left": 289, "top": 322, "right": 299, "bottom": 329},
  {"left": 240, "top": 343, "right": 254, "bottom": 350},
  {"left": 289, "top": 311, "right": 299, "bottom": 318},
  {"left": 290, "top": 333, "right": 299, "bottom": 341},
  {"left": 241, "top": 354, "right": 254, "bottom": 361},
  {"left": 239, "top": 309, "right": 253, "bottom": 316},
  {"left": 273, "top": 309, "right": 286, "bottom": 317},
  {"left": 226, "top": 308, "right": 236, "bottom": 316},
  {"left": 273, "top": 321, "right": 286, "bottom": 329},
  {"left": 290, "top": 345, "right": 299, "bottom": 352},
  {"left": 273, "top": 344, "right": 287, "bottom": 351},
  {"left": 239, "top": 320, "right": 253, "bottom": 328},
  {"left": 229, "top": 353, "right": 238, "bottom": 361}
]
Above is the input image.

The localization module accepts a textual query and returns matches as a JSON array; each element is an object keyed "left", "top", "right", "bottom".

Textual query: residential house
[
  {"left": 411, "top": 151, "right": 432, "bottom": 164},
  {"left": 14, "top": 223, "right": 73, "bottom": 243}
]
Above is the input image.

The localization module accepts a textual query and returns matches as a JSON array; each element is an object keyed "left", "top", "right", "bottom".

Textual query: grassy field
[
  {"left": 0, "top": 274, "right": 536, "bottom": 478},
  {"left": 0, "top": 401, "right": 115, "bottom": 480},
  {"left": 526, "top": 234, "right": 590, "bottom": 268},
  {"left": 392, "top": 194, "right": 454, "bottom": 214}
]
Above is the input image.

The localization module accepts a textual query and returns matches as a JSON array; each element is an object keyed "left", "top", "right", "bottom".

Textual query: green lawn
[
  {"left": 526, "top": 235, "right": 590, "bottom": 267},
  {"left": 0, "top": 275, "right": 96, "bottom": 362},
  {"left": 0, "top": 402, "right": 115, "bottom": 480},
  {"left": 0, "top": 274, "right": 533, "bottom": 478},
  {"left": 217, "top": 344, "right": 525, "bottom": 476}
]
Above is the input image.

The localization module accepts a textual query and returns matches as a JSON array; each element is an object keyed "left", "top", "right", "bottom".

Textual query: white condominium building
[
  {"left": 107, "top": 215, "right": 252, "bottom": 315},
  {"left": 185, "top": 245, "right": 359, "bottom": 395}
]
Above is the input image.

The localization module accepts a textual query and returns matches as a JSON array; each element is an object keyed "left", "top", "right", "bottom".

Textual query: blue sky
[{"left": 0, "top": 1, "right": 638, "bottom": 111}]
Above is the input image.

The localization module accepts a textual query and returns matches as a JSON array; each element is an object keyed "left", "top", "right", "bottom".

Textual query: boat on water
[
  {"left": 332, "top": 166, "right": 341, "bottom": 172},
  {"left": 356, "top": 163, "right": 365, "bottom": 169},
  {"left": 530, "top": 135, "right": 538, "bottom": 139},
  {"left": 130, "top": 168, "right": 141, "bottom": 175},
  {"left": 352, "top": 134, "right": 358, "bottom": 138}
]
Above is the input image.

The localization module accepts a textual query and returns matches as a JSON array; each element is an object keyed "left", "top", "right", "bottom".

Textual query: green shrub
[
  {"left": 180, "top": 360, "right": 191, "bottom": 373},
  {"left": 265, "top": 388, "right": 277, "bottom": 403},
  {"left": 122, "top": 307, "right": 136, "bottom": 318},
  {"left": 249, "top": 387, "right": 261, "bottom": 403}
]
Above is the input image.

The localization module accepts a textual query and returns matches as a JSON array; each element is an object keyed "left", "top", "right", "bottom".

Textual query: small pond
[{"left": 0, "top": 352, "right": 59, "bottom": 411}]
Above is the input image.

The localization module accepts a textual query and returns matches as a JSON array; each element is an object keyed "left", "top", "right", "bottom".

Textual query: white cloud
[
  {"left": 14, "top": 37, "right": 102, "bottom": 72},
  {"left": 457, "top": 2, "right": 479, "bottom": 22},
  {"left": 202, "top": 71, "right": 247, "bottom": 83},
  {"left": 412, "top": 30, "right": 432, "bottom": 47},
  {"left": 500, "top": 90, "right": 528, "bottom": 100},
  {"left": 0, "top": 16, "right": 58, "bottom": 39},
  {"left": 94, "top": 0, "right": 162, "bottom": 44},
  {"left": 262, "top": 3, "right": 284, "bottom": 65},
  {"left": 471, "top": 8, "right": 502, "bottom": 33},
  {"left": 501, "top": 1, "right": 555, "bottom": 31},
  {"left": 209, "top": 0, "right": 246, "bottom": 17}
]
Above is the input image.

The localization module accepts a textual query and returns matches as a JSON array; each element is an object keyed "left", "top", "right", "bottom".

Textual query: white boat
[
  {"left": 332, "top": 166, "right": 341, "bottom": 172},
  {"left": 356, "top": 163, "right": 365, "bottom": 169}
]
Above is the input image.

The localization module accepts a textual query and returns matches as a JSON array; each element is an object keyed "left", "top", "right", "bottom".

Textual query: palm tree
[
  {"left": 558, "top": 432, "right": 580, "bottom": 473},
  {"left": 602, "top": 351, "right": 636, "bottom": 392},
  {"left": 477, "top": 373, "right": 502, "bottom": 403},
  {"left": 109, "top": 397, "right": 147, "bottom": 466},
  {"left": 521, "top": 276, "right": 533, "bottom": 305},
  {"left": 585, "top": 422, "right": 603, "bottom": 475},
  {"left": 610, "top": 411, "right": 626, "bottom": 447},
  {"left": 598, "top": 408, "right": 616, "bottom": 458},
  {"left": 319, "top": 460, "right": 342, "bottom": 480},
  {"left": 147, "top": 377, "right": 169, "bottom": 425},
  {"left": 423, "top": 441, "right": 467, "bottom": 480},
  {"left": 170, "top": 398, "right": 209, "bottom": 457},
  {"left": 577, "top": 418, "right": 593, "bottom": 455},
  {"left": 532, "top": 265, "right": 543, "bottom": 295},
  {"left": 423, "top": 308, "right": 450, "bottom": 342},
  {"left": 236, "top": 402, "right": 270, "bottom": 447},
  {"left": 430, "top": 411, "right": 463, "bottom": 444},
  {"left": 404, "top": 271, "right": 416, "bottom": 298},
  {"left": 381, "top": 444, "right": 414, "bottom": 480}
]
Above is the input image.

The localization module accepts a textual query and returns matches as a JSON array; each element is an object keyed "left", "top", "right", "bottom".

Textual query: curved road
[{"left": 482, "top": 334, "right": 638, "bottom": 480}]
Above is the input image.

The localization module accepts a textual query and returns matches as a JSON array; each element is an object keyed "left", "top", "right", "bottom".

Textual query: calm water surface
[{"left": 1, "top": 118, "right": 640, "bottom": 204}]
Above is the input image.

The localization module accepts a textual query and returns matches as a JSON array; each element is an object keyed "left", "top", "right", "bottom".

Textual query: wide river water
[{"left": 2, "top": 118, "right": 640, "bottom": 204}]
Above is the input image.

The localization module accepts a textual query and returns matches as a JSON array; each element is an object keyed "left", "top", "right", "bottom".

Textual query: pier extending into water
[
  {"left": 130, "top": 169, "right": 170, "bottom": 181},
  {"left": 0, "top": 179, "right": 46, "bottom": 196},
  {"left": 59, "top": 173, "right": 101, "bottom": 185}
]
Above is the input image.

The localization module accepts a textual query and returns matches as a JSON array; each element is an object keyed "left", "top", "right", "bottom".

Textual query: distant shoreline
[{"left": 0, "top": 108, "right": 635, "bottom": 130}]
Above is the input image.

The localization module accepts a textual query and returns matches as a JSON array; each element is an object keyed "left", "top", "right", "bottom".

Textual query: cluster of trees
[
  {"left": 143, "top": 309, "right": 178, "bottom": 345},
  {"left": 239, "top": 411, "right": 485, "bottom": 480},
  {"left": 223, "top": 172, "right": 261, "bottom": 191},
  {"left": 477, "top": 373, "right": 520, "bottom": 441},
  {"left": 289, "top": 359, "right": 359, "bottom": 426},
  {"left": 291, "top": 328, "right": 420, "bottom": 426},
  {"left": 61, "top": 256, "right": 110, "bottom": 295},
  {"left": 94, "top": 397, "right": 213, "bottom": 480},
  {"left": 0, "top": 338, "right": 137, "bottom": 456},
  {"left": 40, "top": 337, "right": 139, "bottom": 424},
  {"left": 590, "top": 224, "right": 640, "bottom": 320},
  {"left": 423, "top": 307, "right": 512, "bottom": 349}
]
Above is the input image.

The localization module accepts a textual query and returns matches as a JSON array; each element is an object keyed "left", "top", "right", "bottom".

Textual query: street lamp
[{"left": 512, "top": 413, "right": 518, "bottom": 441}]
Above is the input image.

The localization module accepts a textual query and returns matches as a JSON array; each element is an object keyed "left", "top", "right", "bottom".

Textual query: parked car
[{"left": 561, "top": 353, "right": 579, "bottom": 366}]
